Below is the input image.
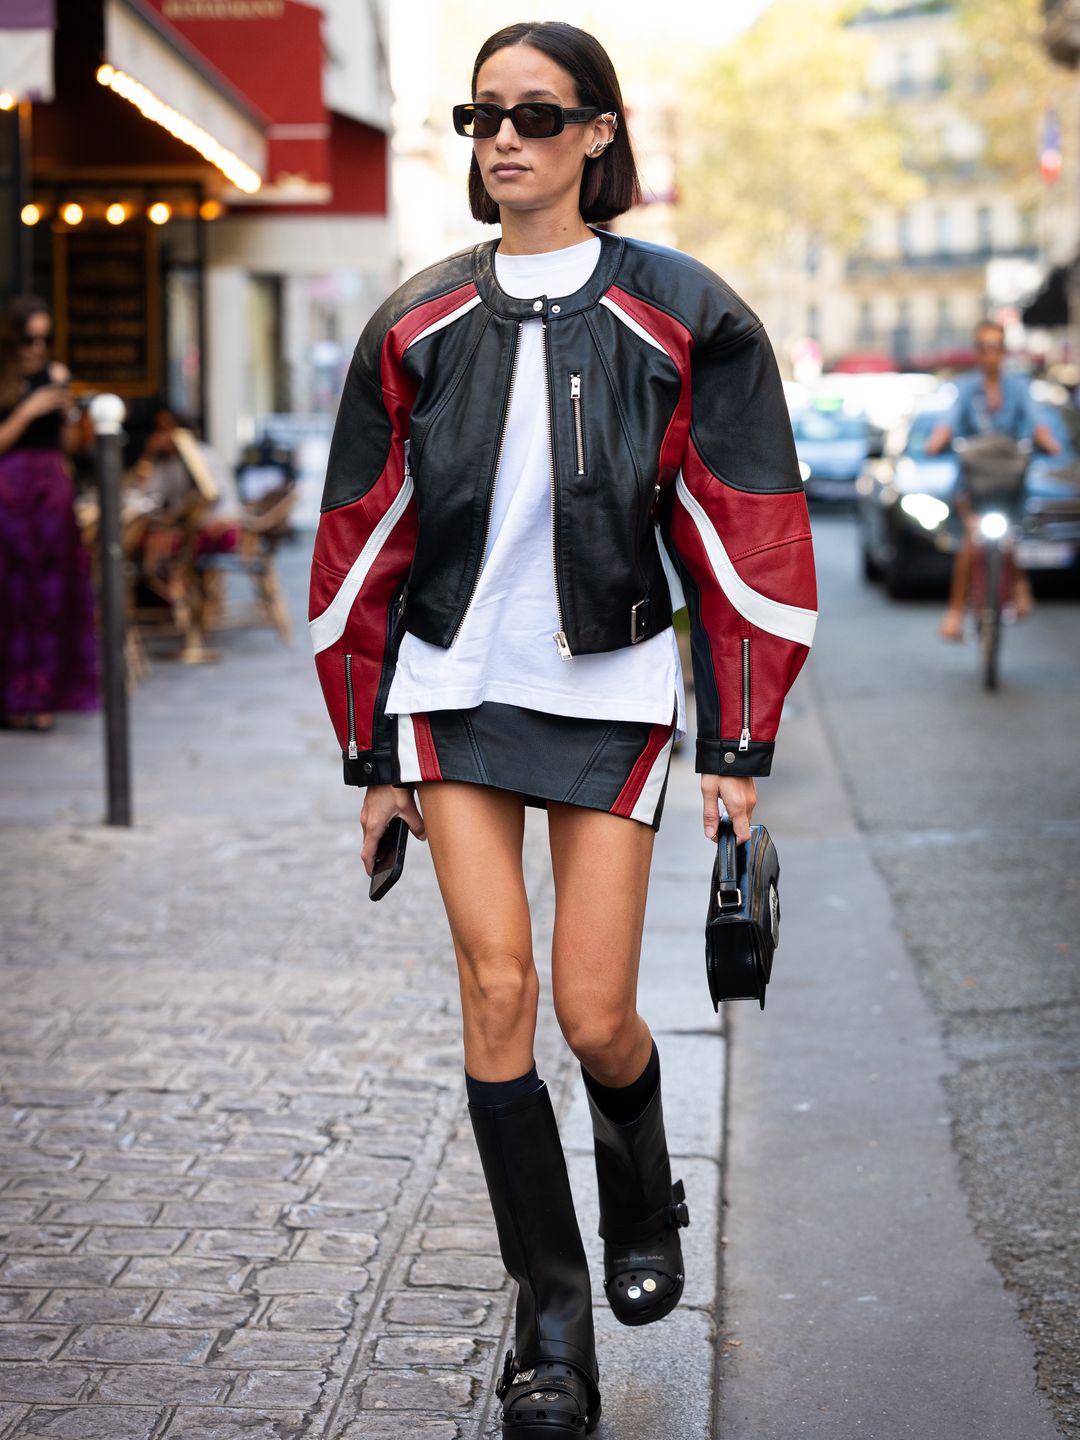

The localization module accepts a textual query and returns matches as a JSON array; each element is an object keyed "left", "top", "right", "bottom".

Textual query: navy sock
[
  {"left": 582, "top": 1040, "right": 660, "bottom": 1125},
  {"left": 465, "top": 1063, "right": 543, "bottom": 1108}
]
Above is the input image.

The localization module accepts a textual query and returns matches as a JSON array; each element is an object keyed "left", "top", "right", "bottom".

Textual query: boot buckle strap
[
  {"left": 495, "top": 1348, "right": 519, "bottom": 1400},
  {"left": 599, "top": 1180, "right": 690, "bottom": 1245}
]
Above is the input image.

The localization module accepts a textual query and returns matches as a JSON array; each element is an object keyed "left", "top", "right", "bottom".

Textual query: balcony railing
[{"left": 846, "top": 244, "right": 1038, "bottom": 276}]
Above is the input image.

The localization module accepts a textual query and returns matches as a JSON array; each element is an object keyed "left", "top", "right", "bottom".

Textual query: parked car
[
  {"left": 856, "top": 384, "right": 1080, "bottom": 597},
  {"left": 792, "top": 404, "right": 885, "bottom": 501}
]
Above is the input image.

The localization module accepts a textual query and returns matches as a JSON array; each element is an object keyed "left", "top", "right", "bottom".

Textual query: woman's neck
[{"left": 497, "top": 205, "right": 595, "bottom": 256}]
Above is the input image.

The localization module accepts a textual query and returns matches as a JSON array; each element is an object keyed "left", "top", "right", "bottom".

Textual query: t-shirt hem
[{"left": 387, "top": 677, "right": 684, "bottom": 733}]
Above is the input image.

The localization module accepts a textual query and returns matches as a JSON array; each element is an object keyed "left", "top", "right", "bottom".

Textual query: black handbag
[{"left": 705, "top": 819, "right": 781, "bottom": 1011}]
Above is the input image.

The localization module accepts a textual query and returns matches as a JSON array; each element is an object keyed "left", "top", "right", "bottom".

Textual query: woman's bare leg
[
  {"left": 546, "top": 802, "right": 657, "bottom": 1086},
  {"left": 418, "top": 782, "right": 539, "bottom": 1081}
]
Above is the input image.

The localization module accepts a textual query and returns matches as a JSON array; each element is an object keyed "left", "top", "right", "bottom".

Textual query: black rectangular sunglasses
[{"left": 453, "top": 102, "right": 601, "bottom": 140}]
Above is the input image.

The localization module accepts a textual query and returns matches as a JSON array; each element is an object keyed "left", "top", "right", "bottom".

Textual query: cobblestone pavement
[{"left": 0, "top": 542, "right": 725, "bottom": 1440}]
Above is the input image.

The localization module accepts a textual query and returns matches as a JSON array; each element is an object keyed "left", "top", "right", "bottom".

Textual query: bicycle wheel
[{"left": 980, "top": 543, "right": 1002, "bottom": 690}]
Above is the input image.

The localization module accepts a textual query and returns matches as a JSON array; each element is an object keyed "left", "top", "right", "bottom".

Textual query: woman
[
  {"left": 0, "top": 296, "right": 98, "bottom": 729},
  {"left": 310, "top": 22, "right": 817, "bottom": 1437}
]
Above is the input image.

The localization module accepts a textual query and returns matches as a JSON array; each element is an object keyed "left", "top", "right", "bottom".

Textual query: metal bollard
[{"left": 89, "top": 394, "right": 132, "bottom": 827}]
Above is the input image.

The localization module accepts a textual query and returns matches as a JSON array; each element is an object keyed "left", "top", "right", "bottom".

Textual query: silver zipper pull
[
  {"left": 569, "top": 373, "right": 581, "bottom": 399},
  {"left": 348, "top": 740, "right": 359, "bottom": 760},
  {"left": 553, "top": 631, "right": 572, "bottom": 659},
  {"left": 738, "top": 728, "right": 751, "bottom": 753}
]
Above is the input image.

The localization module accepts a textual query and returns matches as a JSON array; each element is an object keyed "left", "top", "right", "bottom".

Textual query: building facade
[{"left": 757, "top": 0, "right": 1075, "bottom": 371}]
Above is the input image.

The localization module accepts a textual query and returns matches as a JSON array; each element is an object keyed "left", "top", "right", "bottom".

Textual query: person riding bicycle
[{"left": 926, "top": 319, "right": 1060, "bottom": 640}]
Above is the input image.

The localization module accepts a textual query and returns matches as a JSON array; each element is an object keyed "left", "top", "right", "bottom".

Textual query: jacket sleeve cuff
[
  {"left": 696, "top": 738, "right": 774, "bottom": 777},
  {"left": 343, "top": 748, "right": 395, "bottom": 787}
]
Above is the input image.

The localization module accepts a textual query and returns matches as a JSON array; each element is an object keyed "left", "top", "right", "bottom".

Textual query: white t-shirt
[{"left": 386, "top": 235, "right": 685, "bottom": 734}]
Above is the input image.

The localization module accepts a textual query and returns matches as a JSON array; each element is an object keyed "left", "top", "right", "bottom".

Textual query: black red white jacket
[{"left": 309, "top": 227, "right": 817, "bottom": 786}]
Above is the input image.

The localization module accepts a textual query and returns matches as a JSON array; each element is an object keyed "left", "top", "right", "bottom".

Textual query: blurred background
[
  {"left": 1, "top": 5, "right": 1080, "bottom": 1438},
  {"left": 1, "top": 0, "right": 1077, "bottom": 530}
]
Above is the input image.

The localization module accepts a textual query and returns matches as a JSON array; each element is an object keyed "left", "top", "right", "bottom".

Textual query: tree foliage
[
  {"left": 952, "top": 0, "right": 1075, "bottom": 195},
  {"left": 676, "top": 0, "right": 921, "bottom": 272}
]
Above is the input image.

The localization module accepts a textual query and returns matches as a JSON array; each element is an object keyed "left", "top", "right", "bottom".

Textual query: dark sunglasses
[
  {"left": 453, "top": 102, "right": 603, "bottom": 140},
  {"left": 976, "top": 339, "right": 1004, "bottom": 352},
  {"left": 20, "top": 332, "right": 51, "bottom": 347}
]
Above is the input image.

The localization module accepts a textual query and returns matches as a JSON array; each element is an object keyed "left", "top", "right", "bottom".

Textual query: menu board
[{"left": 55, "top": 225, "right": 159, "bottom": 394}]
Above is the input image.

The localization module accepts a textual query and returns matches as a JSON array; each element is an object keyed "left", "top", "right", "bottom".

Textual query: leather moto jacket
[{"left": 309, "top": 227, "right": 818, "bottom": 786}]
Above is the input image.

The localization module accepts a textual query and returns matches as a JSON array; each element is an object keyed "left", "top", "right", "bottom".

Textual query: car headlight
[
  {"left": 798, "top": 460, "right": 811, "bottom": 483},
  {"left": 899, "top": 493, "right": 950, "bottom": 530},
  {"left": 979, "top": 511, "right": 1009, "bottom": 540}
]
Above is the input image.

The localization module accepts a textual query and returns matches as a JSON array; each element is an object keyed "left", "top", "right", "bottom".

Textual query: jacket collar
[{"left": 471, "top": 226, "right": 625, "bottom": 320}]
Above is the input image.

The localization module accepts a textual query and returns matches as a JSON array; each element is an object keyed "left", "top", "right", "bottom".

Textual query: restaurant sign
[{"left": 162, "top": 1, "right": 283, "bottom": 18}]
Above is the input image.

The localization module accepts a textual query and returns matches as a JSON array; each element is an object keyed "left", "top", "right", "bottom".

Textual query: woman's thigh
[
  {"left": 547, "top": 803, "right": 656, "bottom": 1028},
  {"left": 418, "top": 781, "right": 538, "bottom": 1076},
  {"left": 419, "top": 782, "right": 531, "bottom": 954}
]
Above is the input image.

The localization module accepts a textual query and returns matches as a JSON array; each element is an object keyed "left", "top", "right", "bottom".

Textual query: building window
[
  {"left": 935, "top": 207, "right": 951, "bottom": 254},
  {"left": 807, "top": 303, "right": 820, "bottom": 341},
  {"left": 898, "top": 210, "right": 912, "bottom": 258},
  {"left": 857, "top": 299, "right": 873, "bottom": 343},
  {"left": 936, "top": 295, "right": 952, "bottom": 341},
  {"left": 1019, "top": 205, "right": 1037, "bottom": 248},
  {"left": 976, "top": 204, "right": 993, "bottom": 252},
  {"left": 806, "top": 233, "right": 821, "bottom": 275}
]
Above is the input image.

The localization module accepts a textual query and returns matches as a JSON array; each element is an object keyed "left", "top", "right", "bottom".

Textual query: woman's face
[
  {"left": 472, "top": 43, "right": 612, "bottom": 219},
  {"left": 19, "top": 311, "right": 51, "bottom": 376}
]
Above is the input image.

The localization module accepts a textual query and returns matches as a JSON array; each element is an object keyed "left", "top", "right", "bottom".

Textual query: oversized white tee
[{"left": 386, "top": 235, "right": 685, "bottom": 734}]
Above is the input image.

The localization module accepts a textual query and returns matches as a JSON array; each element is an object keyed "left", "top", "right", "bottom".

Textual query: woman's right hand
[
  {"left": 360, "top": 783, "right": 427, "bottom": 876},
  {"left": 20, "top": 384, "right": 67, "bottom": 421}
]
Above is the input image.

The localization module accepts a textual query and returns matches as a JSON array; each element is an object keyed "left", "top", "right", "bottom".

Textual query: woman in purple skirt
[{"left": 0, "top": 296, "right": 98, "bottom": 730}]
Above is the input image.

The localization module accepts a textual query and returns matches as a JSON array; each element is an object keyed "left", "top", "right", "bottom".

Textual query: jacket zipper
[
  {"left": 344, "top": 652, "right": 358, "bottom": 759},
  {"left": 450, "top": 322, "right": 522, "bottom": 645},
  {"left": 739, "top": 636, "right": 751, "bottom": 752},
  {"left": 569, "top": 372, "right": 585, "bottom": 476},
  {"left": 544, "top": 321, "right": 572, "bottom": 658}
]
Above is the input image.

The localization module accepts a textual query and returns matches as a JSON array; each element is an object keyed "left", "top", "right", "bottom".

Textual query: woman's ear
[{"left": 585, "top": 110, "right": 618, "bottom": 159}]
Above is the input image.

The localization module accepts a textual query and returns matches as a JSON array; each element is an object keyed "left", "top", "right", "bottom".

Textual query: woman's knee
[
  {"left": 460, "top": 948, "right": 539, "bottom": 1037},
  {"left": 555, "top": 999, "right": 640, "bottom": 1072}
]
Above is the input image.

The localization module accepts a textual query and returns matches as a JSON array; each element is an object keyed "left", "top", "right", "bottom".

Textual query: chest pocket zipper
[{"left": 569, "top": 372, "right": 586, "bottom": 476}]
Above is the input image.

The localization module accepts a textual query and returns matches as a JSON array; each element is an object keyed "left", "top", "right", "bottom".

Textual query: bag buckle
[{"left": 716, "top": 881, "right": 741, "bottom": 910}]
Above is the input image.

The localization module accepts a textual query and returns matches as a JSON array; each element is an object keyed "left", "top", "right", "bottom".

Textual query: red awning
[{"left": 141, "top": 0, "right": 329, "bottom": 200}]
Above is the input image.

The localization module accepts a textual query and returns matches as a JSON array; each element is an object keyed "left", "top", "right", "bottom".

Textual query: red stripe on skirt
[
  {"left": 412, "top": 713, "right": 443, "bottom": 781},
  {"left": 610, "top": 721, "right": 671, "bottom": 819}
]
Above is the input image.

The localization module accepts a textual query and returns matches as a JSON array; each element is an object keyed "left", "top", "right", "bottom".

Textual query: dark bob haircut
[{"left": 467, "top": 21, "right": 641, "bottom": 226}]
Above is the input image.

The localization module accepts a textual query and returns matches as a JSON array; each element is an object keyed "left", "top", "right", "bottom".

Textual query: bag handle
[{"left": 716, "top": 818, "right": 741, "bottom": 910}]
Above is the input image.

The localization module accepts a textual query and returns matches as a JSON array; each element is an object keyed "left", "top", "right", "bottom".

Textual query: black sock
[
  {"left": 581, "top": 1040, "right": 660, "bottom": 1125},
  {"left": 465, "top": 1063, "right": 543, "bottom": 1108}
]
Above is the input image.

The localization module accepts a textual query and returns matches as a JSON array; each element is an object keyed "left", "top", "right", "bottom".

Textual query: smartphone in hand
[{"left": 369, "top": 815, "right": 408, "bottom": 901}]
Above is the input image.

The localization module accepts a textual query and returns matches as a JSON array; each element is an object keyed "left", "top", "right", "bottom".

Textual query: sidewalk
[
  {"left": 0, "top": 542, "right": 722, "bottom": 1440},
  {"left": 0, "top": 538, "right": 1059, "bottom": 1439}
]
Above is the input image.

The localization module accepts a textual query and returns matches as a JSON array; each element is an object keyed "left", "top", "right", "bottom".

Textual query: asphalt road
[{"left": 724, "top": 508, "right": 1079, "bottom": 1437}]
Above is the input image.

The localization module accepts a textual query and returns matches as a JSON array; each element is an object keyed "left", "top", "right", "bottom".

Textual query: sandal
[{"left": 496, "top": 1351, "right": 601, "bottom": 1437}]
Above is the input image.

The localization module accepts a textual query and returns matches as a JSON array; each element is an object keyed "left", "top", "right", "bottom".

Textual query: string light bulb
[
  {"left": 61, "top": 203, "right": 84, "bottom": 225},
  {"left": 148, "top": 202, "right": 172, "bottom": 225},
  {"left": 20, "top": 203, "right": 42, "bottom": 226},
  {"left": 106, "top": 203, "right": 128, "bottom": 225},
  {"left": 96, "top": 63, "right": 261, "bottom": 194},
  {"left": 199, "top": 199, "right": 224, "bottom": 221},
  {"left": 0, "top": 93, "right": 15, "bottom": 111}
]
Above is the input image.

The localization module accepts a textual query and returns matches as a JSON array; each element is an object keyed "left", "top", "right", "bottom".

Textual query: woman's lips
[{"left": 491, "top": 165, "right": 528, "bottom": 176}]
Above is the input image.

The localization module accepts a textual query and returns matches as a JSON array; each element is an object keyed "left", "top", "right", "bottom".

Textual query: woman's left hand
[{"left": 701, "top": 773, "right": 757, "bottom": 844}]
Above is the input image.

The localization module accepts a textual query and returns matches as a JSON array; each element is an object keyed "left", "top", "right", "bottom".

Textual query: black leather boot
[
  {"left": 586, "top": 1075, "right": 690, "bottom": 1326},
  {"left": 469, "top": 1083, "right": 602, "bottom": 1438}
]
